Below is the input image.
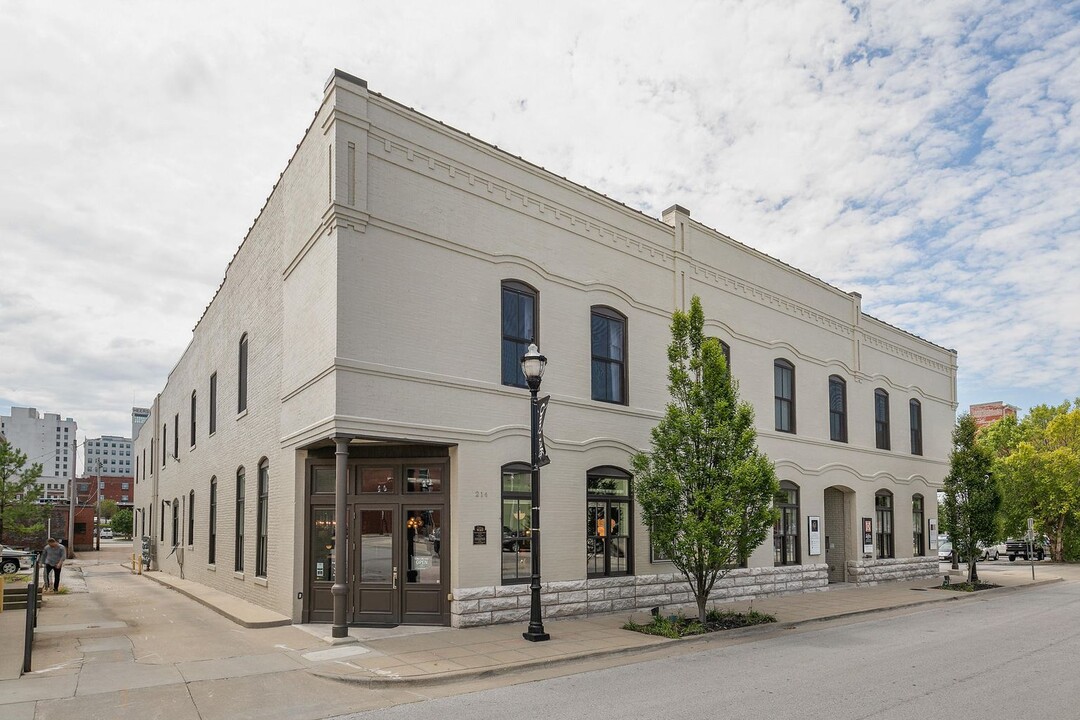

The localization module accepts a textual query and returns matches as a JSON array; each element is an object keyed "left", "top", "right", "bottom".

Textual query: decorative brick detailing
[
  {"left": 846, "top": 557, "right": 939, "bottom": 585},
  {"left": 450, "top": 564, "right": 830, "bottom": 628}
]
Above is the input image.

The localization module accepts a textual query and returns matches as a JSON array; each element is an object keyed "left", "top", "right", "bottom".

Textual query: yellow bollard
[{"left": 137, "top": 555, "right": 143, "bottom": 575}]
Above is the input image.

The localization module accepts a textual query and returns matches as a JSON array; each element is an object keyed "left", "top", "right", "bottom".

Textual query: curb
[
  {"left": 139, "top": 569, "right": 291, "bottom": 629},
  {"left": 312, "top": 579, "right": 1062, "bottom": 687}
]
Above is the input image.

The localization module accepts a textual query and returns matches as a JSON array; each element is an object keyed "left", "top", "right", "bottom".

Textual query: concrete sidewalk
[{"left": 0, "top": 550, "right": 1064, "bottom": 720}]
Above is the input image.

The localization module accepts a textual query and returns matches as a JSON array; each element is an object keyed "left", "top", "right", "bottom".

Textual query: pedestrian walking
[{"left": 42, "top": 537, "right": 66, "bottom": 592}]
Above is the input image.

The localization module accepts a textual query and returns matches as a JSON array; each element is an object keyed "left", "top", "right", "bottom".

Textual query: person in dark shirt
[{"left": 42, "top": 538, "right": 66, "bottom": 592}]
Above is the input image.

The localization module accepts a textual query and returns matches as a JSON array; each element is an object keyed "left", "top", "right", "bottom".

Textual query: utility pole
[
  {"left": 95, "top": 460, "right": 103, "bottom": 552},
  {"left": 66, "top": 436, "right": 77, "bottom": 559}
]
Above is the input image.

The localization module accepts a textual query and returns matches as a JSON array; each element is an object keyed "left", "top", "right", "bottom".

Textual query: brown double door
[{"left": 349, "top": 462, "right": 448, "bottom": 626}]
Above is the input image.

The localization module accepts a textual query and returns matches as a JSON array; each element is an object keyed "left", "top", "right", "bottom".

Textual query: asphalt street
[{"left": 337, "top": 565, "right": 1080, "bottom": 720}]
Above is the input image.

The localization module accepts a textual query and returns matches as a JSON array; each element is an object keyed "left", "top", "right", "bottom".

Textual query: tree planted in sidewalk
[
  {"left": 633, "top": 296, "right": 779, "bottom": 623},
  {"left": 0, "top": 438, "right": 48, "bottom": 545},
  {"left": 940, "top": 414, "right": 999, "bottom": 583}
]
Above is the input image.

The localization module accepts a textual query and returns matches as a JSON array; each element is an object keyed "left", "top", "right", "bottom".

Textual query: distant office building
[
  {"left": 75, "top": 473, "right": 135, "bottom": 507},
  {"left": 84, "top": 435, "right": 134, "bottom": 477},
  {"left": 132, "top": 407, "right": 151, "bottom": 441},
  {"left": 0, "top": 406, "right": 77, "bottom": 500},
  {"left": 969, "top": 402, "right": 1020, "bottom": 429}
]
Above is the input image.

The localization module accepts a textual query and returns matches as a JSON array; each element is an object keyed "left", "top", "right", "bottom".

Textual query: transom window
[
  {"left": 501, "top": 463, "right": 532, "bottom": 584},
  {"left": 501, "top": 281, "right": 538, "bottom": 388},
  {"left": 591, "top": 307, "right": 627, "bottom": 404},
  {"left": 586, "top": 467, "right": 632, "bottom": 577},
  {"left": 774, "top": 481, "right": 800, "bottom": 566},
  {"left": 910, "top": 399, "right": 923, "bottom": 455},
  {"left": 829, "top": 375, "right": 847, "bottom": 442},
  {"left": 876, "top": 490, "right": 894, "bottom": 559},
  {"left": 875, "top": 389, "right": 891, "bottom": 450},
  {"left": 774, "top": 359, "right": 796, "bottom": 433}
]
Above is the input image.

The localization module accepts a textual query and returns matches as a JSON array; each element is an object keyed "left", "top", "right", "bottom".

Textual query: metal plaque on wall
[{"left": 473, "top": 525, "right": 487, "bottom": 545}]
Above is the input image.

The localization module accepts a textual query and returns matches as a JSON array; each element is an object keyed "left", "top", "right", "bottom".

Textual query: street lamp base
[{"left": 522, "top": 628, "right": 550, "bottom": 642}]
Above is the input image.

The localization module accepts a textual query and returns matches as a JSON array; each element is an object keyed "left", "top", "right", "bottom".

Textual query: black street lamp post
[{"left": 521, "top": 343, "right": 550, "bottom": 642}]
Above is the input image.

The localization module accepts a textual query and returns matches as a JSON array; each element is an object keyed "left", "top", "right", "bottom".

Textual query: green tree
[
  {"left": 0, "top": 438, "right": 48, "bottom": 545},
  {"left": 99, "top": 499, "right": 118, "bottom": 520},
  {"left": 633, "top": 296, "right": 779, "bottom": 622},
  {"left": 111, "top": 508, "right": 133, "bottom": 538},
  {"left": 940, "top": 415, "right": 1000, "bottom": 583},
  {"left": 996, "top": 402, "right": 1080, "bottom": 561}
]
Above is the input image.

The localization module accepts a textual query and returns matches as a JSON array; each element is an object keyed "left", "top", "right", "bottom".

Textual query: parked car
[
  {"left": 1, "top": 544, "right": 33, "bottom": 575},
  {"left": 1006, "top": 537, "right": 1050, "bottom": 561},
  {"left": 100, "top": 528, "right": 113, "bottom": 539},
  {"left": 980, "top": 542, "right": 1006, "bottom": 561},
  {"left": 938, "top": 541, "right": 956, "bottom": 562}
]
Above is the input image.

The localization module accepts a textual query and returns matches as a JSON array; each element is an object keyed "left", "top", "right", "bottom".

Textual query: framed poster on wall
[
  {"left": 862, "top": 517, "right": 874, "bottom": 555},
  {"left": 928, "top": 518, "right": 938, "bottom": 550},
  {"left": 808, "top": 516, "right": 821, "bottom": 556}
]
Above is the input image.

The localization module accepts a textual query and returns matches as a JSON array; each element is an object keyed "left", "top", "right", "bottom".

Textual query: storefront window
[
  {"left": 586, "top": 467, "right": 632, "bottom": 577},
  {"left": 311, "top": 509, "right": 335, "bottom": 582},
  {"left": 774, "top": 481, "right": 800, "bottom": 565},
  {"left": 501, "top": 463, "right": 532, "bottom": 584}
]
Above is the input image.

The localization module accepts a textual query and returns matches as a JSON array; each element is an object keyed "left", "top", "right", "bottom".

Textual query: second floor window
[
  {"left": 591, "top": 307, "right": 627, "bottom": 404},
  {"left": 774, "top": 359, "right": 795, "bottom": 433},
  {"left": 238, "top": 333, "right": 249, "bottom": 414},
  {"left": 829, "top": 375, "right": 847, "bottom": 442},
  {"left": 875, "top": 389, "right": 891, "bottom": 450},
  {"left": 501, "top": 282, "right": 537, "bottom": 388},
  {"left": 910, "top": 399, "right": 923, "bottom": 455},
  {"left": 209, "top": 372, "right": 218, "bottom": 435},
  {"left": 190, "top": 391, "right": 197, "bottom": 446}
]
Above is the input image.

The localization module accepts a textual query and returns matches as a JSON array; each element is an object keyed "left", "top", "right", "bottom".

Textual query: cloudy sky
[{"left": 2, "top": 1, "right": 1078, "bottom": 469}]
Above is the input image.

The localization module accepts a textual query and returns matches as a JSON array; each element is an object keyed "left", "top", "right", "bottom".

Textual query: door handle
[{"left": 392, "top": 566, "right": 398, "bottom": 590}]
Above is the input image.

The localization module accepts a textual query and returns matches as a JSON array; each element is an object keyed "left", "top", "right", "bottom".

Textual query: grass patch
[
  {"left": 624, "top": 608, "right": 776, "bottom": 638},
  {"left": 938, "top": 581, "right": 999, "bottom": 592},
  {"left": 2, "top": 572, "right": 30, "bottom": 583}
]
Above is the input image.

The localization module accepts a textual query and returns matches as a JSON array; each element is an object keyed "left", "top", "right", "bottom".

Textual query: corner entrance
[{"left": 305, "top": 446, "right": 450, "bottom": 626}]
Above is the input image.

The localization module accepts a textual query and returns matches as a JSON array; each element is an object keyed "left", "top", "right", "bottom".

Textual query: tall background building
[
  {"left": 84, "top": 435, "right": 134, "bottom": 477},
  {"left": 132, "top": 406, "right": 150, "bottom": 442},
  {"left": 970, "top": 401, "right": 1020, "bottom": 429},
  {"left": 0, "top": 406, "right": 78, "bottom": 500}
]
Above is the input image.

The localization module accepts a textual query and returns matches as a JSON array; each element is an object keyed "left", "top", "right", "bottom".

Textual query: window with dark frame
[
  {"left": 171, "top": 497, "right": 179, "bottom": 547},
  {"left": 774, "top": 359, "right": 796, "bottom": 433},
  {"left": 591, "top": 307, "right": 627, "bottom": 404},
  {"left": 209, "top": 476, "right": 217, "bottom": 564},
  {"left": 875, "top": 389, "right": 891, "bottom": 450},
  {"left": 238, "top": 333, "right": 249, "bottom": 414},
  {"left": 586, "top": 467, "right": 632, "bottom": 577},
  {"left": 501, "top": 281, "right": 537, "bottom": 388},
  {"left": 190, "top": 391, "right": 197, "bottom": 446},
  {"left": 161, "top": 426, "right": 167, "bottom": 467},
  {"left": 912, "top": 494, "right": 925, "bottom": 557},
  {"left": 188, "top": 490, "right": 195, "bottom": 545},
  {"left": 829, "top": 375, "right": 848, "bottom": 442},
  {"left": 501, "top": 463, "right": 532, "bottom": 584},
  {"left": 173, "top": 413, "right": 178, "bottom": 458},
  {"left": 235, "top": 467, "right": 245, "bottom": 572},
  {"left": 910, "top": 399, "right": 923, "bottom": 455},
  {"left": 209, "top": 372, "right": 217, "bottom": 435},
  {"left": 876, "top": 490, "right": 894, "bottom": 559},
  {"left": 774, "top": 481, "right": 800, "bottom": 565},
  {"left": 256, "top": 460, "right": 269, "bottom": 578},
  {"left": 160, "top": 500, "right": 165, "bottom": 541}
]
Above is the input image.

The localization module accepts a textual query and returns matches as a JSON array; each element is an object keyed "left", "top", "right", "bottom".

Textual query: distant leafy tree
[
  {"left": 995, "top": 401, "right": 1080, "bottom": 561},
  {"left": 941, "top": 415, "right": 999, "bottom": 583},
  {"left": 99, "top": 499, "right": 118, "bottom": 520},
  {"left": 111, "top": 509, "right": 133, "bottom": 538},
  {"left": 0, "top": 439, "right": 47, "bottom": 545},
  {"left": 633, "top": 296, "right": 779, "bottom": 622}
]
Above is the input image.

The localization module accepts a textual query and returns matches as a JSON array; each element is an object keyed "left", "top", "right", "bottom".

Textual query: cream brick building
[{"left": 133, "top": 70, "right": 955, "bottom": 629}]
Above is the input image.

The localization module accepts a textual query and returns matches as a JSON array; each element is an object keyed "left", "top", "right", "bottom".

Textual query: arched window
[
  {"left": 591, "top": 306, "right": 628, "bottom": 404},
  {"left": 876, "top": 490, "right": 894, "bottom": 559},
  {"left": 256, "top": 459, "right": 269, "bottom": 578},
  {"left": 235, "top": 466, "right": 245, "bottom": 572},
  {"left": 209, "top": 476, "right": 217, "bottom": 564},
  {"left": 774, "top": 481, "right": 800, "bottom": 566},
  {"left": 586, "top": 466, "right": 632, "bottom": 577},
  {"left": 875, "top": 389, "right": 891, "bottom": 450},
  {"left": 171, "top": 497, "right": 180, "bottom": 547},
  {"left": 829, "top": 375, "right": 847, "bottom": 443},
  {"left": 501, "top": 462, "right": 532, "bottom": 584},
  {"left": 501, "top": 281, "right": 538, "bottom": 388},
  {"left": 912, "top": 494, "right": 925, "bottom": 557},
  {"left": 774, "top": 359, "right": 796, "bottom": 433},
  {"left": 188, "top": 490, "right": 195, "bottom": 546},
  {"left": 909, "top": 399, "right": 923, "bottom": 456},
  {"left": 238, "top": 333, "right": 249, "bottom": 413}
]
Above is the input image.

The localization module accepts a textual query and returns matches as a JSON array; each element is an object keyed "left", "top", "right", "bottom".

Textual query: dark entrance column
[{"left": 331, "top": 436, "right": 350, "bottom": 638}]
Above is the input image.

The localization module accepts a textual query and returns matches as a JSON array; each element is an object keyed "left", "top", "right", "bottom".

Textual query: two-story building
[{"left": 133, "top": 70, "right": 955, "bottom": 629}]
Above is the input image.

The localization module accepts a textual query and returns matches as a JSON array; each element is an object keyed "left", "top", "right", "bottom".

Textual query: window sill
[
  {"left": 190, "top": 445, "right": 196, "bottom": 452},
  {"left": 254, "top": 576, "right": 268, "bottom": 587},
  {"left": 237, "top": 409, "right": 249, "bottom": 420},
  {"left": 207, "top": 564, "right": 216, "bottom": 572},
  {"left": 233, "top": 571, "right": 245, "bottom": 581}
]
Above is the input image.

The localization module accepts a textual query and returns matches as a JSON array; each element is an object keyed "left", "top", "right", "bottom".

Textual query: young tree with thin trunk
[
  {"left": 0, "top": 438, "right": 47, "bottom": 545},
  {"left": 633, "top": 296, "right": 779, "bottom": 622},
  {"left": 941, "top": 415, "right": 999, "bottom": 583}
]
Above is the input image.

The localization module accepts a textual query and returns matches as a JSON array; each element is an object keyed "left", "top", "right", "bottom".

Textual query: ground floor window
[
  {"left": 774, "top": 481, "right": 800, "bottom": 565},
  {"left": 501, "top": 463, "right": 532, "bottom": 584},
  {"left": 876, "top": 490, "right": 894, "bottom": 559},
  {"left": 912, "top": 494, "right": 924, "bottom": 557},
  {"left": 586, "top": 467, "right": 632, "bottom": 578}
]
